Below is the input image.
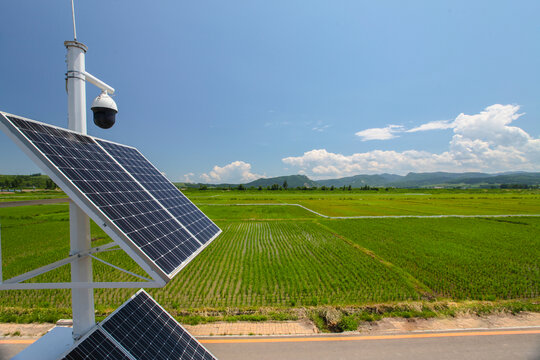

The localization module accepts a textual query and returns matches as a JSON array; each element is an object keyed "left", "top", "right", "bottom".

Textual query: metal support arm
[
  {"left": 84, "top": 71, "right": 115, "bottom": 94},
  {"left": 0, "top": 242, "right": 165, "bottom": 290},
  {"left": 0, "top": 281, "right": 164, "bottom": 290}
]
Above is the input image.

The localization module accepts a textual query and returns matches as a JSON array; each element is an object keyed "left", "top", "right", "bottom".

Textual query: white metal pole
[
  {"left": 0, "top": 224, "right": 2, "bottom": 284},
  {"left": 65, "top": 40, "right": 95, "bottom": 340}
]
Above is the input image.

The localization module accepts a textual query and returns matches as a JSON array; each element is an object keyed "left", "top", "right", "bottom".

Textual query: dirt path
[
  {"left": 1, "top": 313, "right": 538, "bottom": 338},
  {"left": 356, "top": 312, "right": 540, "bottom": 334},
  {"left": 0, "top": 198, "right": 69, "bottom": 208}
]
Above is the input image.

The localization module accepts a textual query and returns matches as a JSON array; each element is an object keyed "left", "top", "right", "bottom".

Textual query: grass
[
  {"left": 196, "top": 204, "right": 318, "bottom": 221},
  {"left": 188, "top": 188, "right": 540, "bottom": 217},
  {"left": 321, "top": 217, "right": 540, "bottom": 300},
  {"left": 0, "top": 189, "right": 538, "bottom": 330},
  {"left": 157, "top": 221, "right": 419, "bottom": 308}
]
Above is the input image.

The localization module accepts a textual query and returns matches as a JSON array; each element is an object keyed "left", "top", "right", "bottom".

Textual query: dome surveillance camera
[{"left": 91, "top": 92, "right": 118, "bottom": 129}]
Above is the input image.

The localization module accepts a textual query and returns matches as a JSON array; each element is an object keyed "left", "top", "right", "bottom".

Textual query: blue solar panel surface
[
  {"left": 98, "top": 140, "right": 220, "bottom": 244},
  {"left": 102, "top": 291, "right": 217, "bottom": 360},
  {"left": 62, "top": 328, "right": 131, "bottom": 360},
  {"left": 3, "top": 115, "right": 219, "bottom": 277}
]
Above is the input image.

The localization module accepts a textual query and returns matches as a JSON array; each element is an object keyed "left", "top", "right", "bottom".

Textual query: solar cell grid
[
  {"left": 101, "top": 291, "right": 217, "bottom": 360},
  {"left": 3, "top": 115, "right": 211, "bottom": 277},
  {"left": 97, "top": 140, "right": 220, "bottom": 245},
  {"left": 62, "top": 328, "right": 131, "bottom": 360}
]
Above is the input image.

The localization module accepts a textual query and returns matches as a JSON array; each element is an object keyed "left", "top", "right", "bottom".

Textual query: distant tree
[
  {"left": 348, "top": 185, "right": 352, "bottom": 191},
  {"left": 321, "top": 186, "right": 327, "bottom": 191},
  {"left": 45, "top": 178, "right": 57, "bottom": 190},
  {"left": 257, "top": 186, "right": 263, "bottom": 191},
  {"left": 501, "top": 183, "right": 529, "bottom": 189},
  {"left": 199, "top": 184, "right": 208, "bottom": 190},
  {"left": 237, "top": 184, "right": 245, "bottom": 190},
  {"left": 11, "top": 177, "right": 23, "bottom": 189},
  {"left": 271, "top": 183, "right": 280, "bottom": 190},
  {"left": 283, "top": 180, "right": 288, "bottom": 190},
  {"left": 330, "top": 185, "right": 335, "bottom": 191}
]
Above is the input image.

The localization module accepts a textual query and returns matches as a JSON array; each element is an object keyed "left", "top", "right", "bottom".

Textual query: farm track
[
  {"left": 0, "top": 198, "right": 68, "bottom": 208},
  {"left": 197, "top": 203, "right": 540, "bottom": 219}
]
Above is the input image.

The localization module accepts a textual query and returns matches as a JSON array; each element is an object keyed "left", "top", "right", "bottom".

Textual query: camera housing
[{"left": 91, "top": 92, "right": 118, "bottom": 129}]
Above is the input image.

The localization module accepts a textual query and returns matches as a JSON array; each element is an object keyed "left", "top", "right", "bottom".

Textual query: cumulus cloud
[
  {"left": 200, "top": 161, "right": 263, "bottom": 184},
  {"left": 355, "top": 125, "right": 404, "bottom": 141},
  {"left": 452, "top": 104, "right": 529, "bottom": 146},
  {"left": 284, "top": 104, "right": 540, "bottom": 178}
]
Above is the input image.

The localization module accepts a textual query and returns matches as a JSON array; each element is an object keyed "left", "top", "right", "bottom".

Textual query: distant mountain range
[
  {"left": 317, "top": 172, "right": 540, "bottom": 188},
  {"left": 177, "top": 171, "right": 540, "bottom": 189},
  {"left": 245, "top": 175, "right": 319, "bottom": 188}
]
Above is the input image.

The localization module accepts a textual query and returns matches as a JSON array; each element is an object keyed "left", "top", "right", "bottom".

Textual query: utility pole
[{"left": 65, "top": 40, "right": 95, "bottom": 340}]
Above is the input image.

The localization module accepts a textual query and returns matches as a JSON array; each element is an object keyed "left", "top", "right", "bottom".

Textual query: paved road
[
  {"left": 203, "top": 330, "right": 540, "bottom": 360},
  {"left": 2, "top": 329, "right": 539, "bottom": 360}
]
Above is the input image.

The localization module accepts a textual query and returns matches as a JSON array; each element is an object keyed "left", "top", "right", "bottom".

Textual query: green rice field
[{"left": 0, "top": 189, "right": 538, "bottom": 321}]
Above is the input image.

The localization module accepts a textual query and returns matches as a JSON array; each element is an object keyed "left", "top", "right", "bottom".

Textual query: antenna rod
[{"left": 71, "top": 0, "right": 77, "bottom": 41}]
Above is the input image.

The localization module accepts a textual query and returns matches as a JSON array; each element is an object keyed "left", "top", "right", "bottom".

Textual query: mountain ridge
[{"left": 177, "top": 172, "right": 540, "bottom": 189}]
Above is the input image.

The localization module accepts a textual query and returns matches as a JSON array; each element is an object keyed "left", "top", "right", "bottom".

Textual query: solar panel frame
[
  {"left": 60, "top": 327, "right": 135, "bottom": 360},
  {"left": 100, "top": 290, "right": 218, "bottom": 360},
  {"left": 0, "top": 111, "right": 220, "bottom": 283},
  {"left": 58, "top": 290, "right": 218, "bottom": 360}
]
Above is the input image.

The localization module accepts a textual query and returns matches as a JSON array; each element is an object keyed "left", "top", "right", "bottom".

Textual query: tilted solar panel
[
  {"left": 0, "top": 112, "right": 221, "bottom": 281},
  {"left": 60, "top": 290, "right": 217, "bottom": 360},
  {"left": 98, "top": 140, "right": 220, "bottom": 245},
  {"left": 62, "top": 328, "right": 132, "bottom": 360},
  {"left": 102, "top": 290, "right": 217, "bottom": 360}
]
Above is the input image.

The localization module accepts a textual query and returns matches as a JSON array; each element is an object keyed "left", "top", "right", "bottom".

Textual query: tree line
[
  {"left": 0, "top": 174, "right": 57, "bottom": 190},
  {"left": 199, "top": 181, "right": 382, "bottom": 191}
]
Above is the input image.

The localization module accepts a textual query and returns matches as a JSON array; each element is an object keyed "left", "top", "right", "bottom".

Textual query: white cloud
[
  {"left": 312, "top": 124, "right": 331, "bottom": 132},
  {"left": 452, "top": 104, "right": 529, "bottom": 146},
  {"left": 407, "top": 119, "right": 454, "bottom": 132},
  {"left": 200, "top": 161, "right": 264, "bottom": 184},
  {"left": 355, "top": 125, "right": 404, "bottom": 141},
  {"left": 284, "top": 104, "right": 540, "bottom": 178},
  {"left": 183, "top": 173, "right": 195, "bottom": 183}
]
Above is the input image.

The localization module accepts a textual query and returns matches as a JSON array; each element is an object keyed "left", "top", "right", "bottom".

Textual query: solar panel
[
  {"left": 0, "top": 113, "right": 221, "bottom": 280},
  {"left": 98, "top": 140, "right": 220, "bottom": 245},
  {"left": 60, "top": 290, "right": 217, "bottom": 360},
  {"left": 102, "top": 290, "right": 217, "bottom": 360},
  {"left": 62, "top": 328, "right": 132, "bottom": 360}
]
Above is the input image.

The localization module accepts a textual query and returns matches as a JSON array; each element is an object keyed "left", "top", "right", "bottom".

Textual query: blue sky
[{"left": 1, "top": 1, "right": 539, "bottom": 183}]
